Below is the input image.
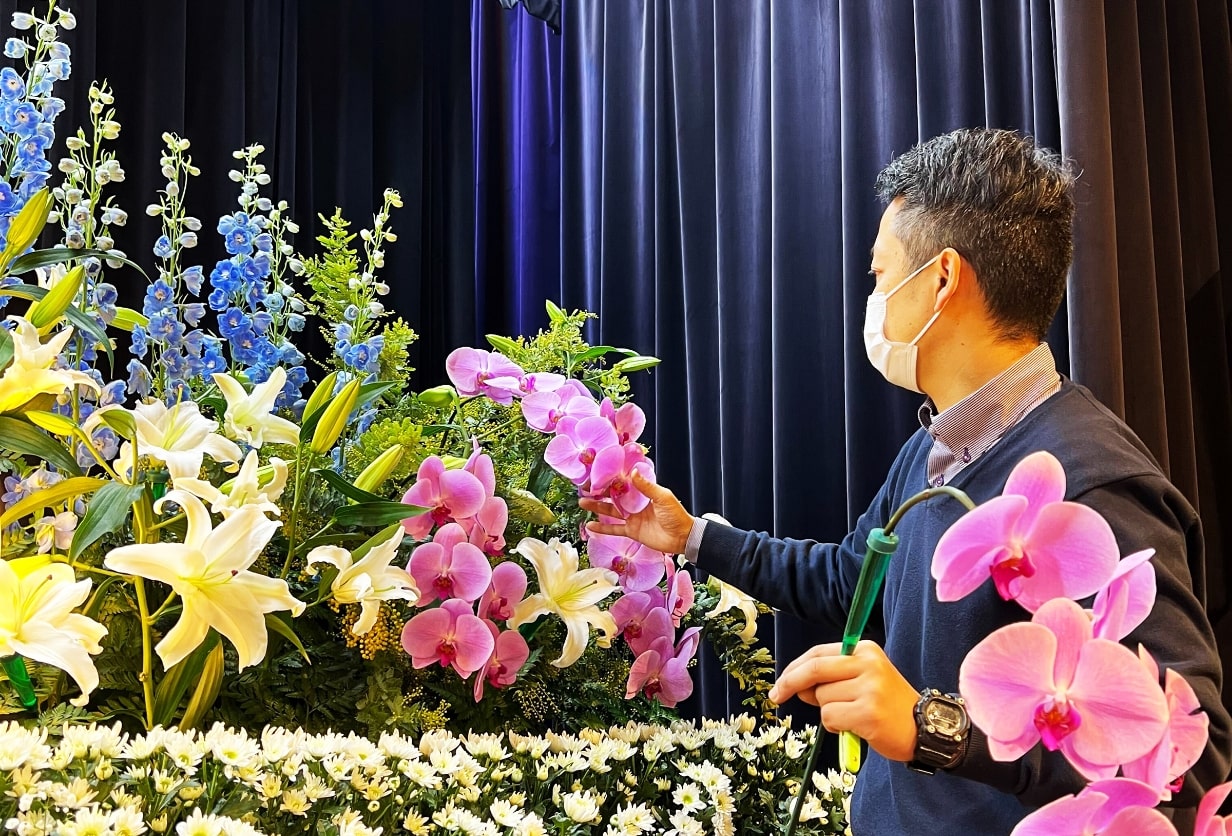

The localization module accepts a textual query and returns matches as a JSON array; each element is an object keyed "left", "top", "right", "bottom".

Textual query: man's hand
[
  {"left": 579, "top": 471, "right": 696, "bottom": 555},
  {"left": 770, "top": 640, "right": 920, "bottom": 763}
]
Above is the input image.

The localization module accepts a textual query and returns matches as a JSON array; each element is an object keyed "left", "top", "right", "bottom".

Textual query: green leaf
[
  {"left": 485, "top": 334, "right": 522, "bottom": 355},
  {"left": 0, "top": 327, "right": 12, "bottom": 369},
  {"left": 97, "top": 408, "right": 136, "bottom": 440},
  {"left": 179, "top": 639, "right": 225, "bottom": 730},
  {"left": 570, "top": 345, "right": 637, "bottom": 365},
  {"left": 265, "top": 612, "right": 310, "bottom": 664},
  {"left": 81, "top": 575, "right": 123, "bottom": 621},
  {"left": 22, "top": 410, "right": 78, "bottom": 437},
  {"left": 332, "top": 500, "right": 424, "bottom": 528},
  {"left": 153, "top": 632, "right": 220, "bottom": 728},
  {"left": 0, "top": 416, "right": 84, "bottom": 476},
  {"left": 295, "top": 533, "right": 360, "bottom": 556},
  {"left": 312, "top": 467, "right": 385, "bottom": 504},
  {"left": 545, "top": 299, "right": 566, "bottom": 323},
  {"left": 8, "top": 246, "right": 148, "bottom": 279},
  {"left": 70, "top": 481, "right": 145, "bottom": 560},
  {"left": 526, "top": 453, "right": 555, "bottom": 499},
  {"left": 611, "top": 355, "right": 661, "bottom": 373},
  {"left": 355, "top": 380, "right": 399, "bottom": 410},
  {"left": 0, "top": 476, "right": 107, "bottom": 529}
]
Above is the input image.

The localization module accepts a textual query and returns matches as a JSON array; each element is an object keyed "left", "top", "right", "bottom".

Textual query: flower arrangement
[{"left": 0, "top": 4, "right": 857, "bottom": 833}]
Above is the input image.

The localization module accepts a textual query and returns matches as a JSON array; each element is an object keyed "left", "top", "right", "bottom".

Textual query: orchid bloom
[
  {"left": 444, "top": 347, "right": 524, "bottom": 405},
  {"left": 478, "top": 561, "right": 528, "bottom": 622},
  {"left": 521, "top": 381, "right": 599, "bottom": 434},
  {"left": 473, "top": 620, "right": 531, "bottom": 701},
  {"left": 1196, "top": 782, "right": 1232, "bottom": 836},
  {"left": 103, "top": 490, "right": 306, "bottom": 670},
  {"left": 400, "top": 456, "right": 486, "bottom": 540},
  {"left": 213, "top": 367, "right": 301, "bottom": 448},
  {"left": 88, "top": 400, "right": 242, "bottom": 483},
  {"left": 486, "top": 370, "right": 568, "bottom": 400},
  {"left": 544, "top": 415, "right": 619, "bottom": 484},
  {"left": 932, "top": 450, "right": 1120, "bottom": 611},
  {"left": 959, "top": 597, "right": 1168, "bottom": 780},
  {"left": 509, "top": 537, "right": 619, "bottom": 667},
  {"left": 587, "top": 442, "right": 656, "bottom": 517},
  {"left": 609, "top": 591, "right": 673, "bottom": 656},
  {"left": 0, "top": 317, "right": 99, "bottom": 414},
  {"left": 462, "top": 497, "right": 509, "bottom": 557},
  {"left": 625, "top": 626, "right": 702, "bottom": 708},
  {"left": 586, "top": 532, "right": 666, "bottom": 592},
  {"left": 1010, "top": 778, "right": 1180, "bottom": 836},
  {"left": 407, "top": 523, "right": 493, "bottom": 605},
  {"left": 400, "top": 598, "right": 494, "bottom": 677},
  {"left": 0, "top": 556, "right": 106, "bottom": 706},
  {"left": 599, "top": 398, "right": 646, "bottom": 445},
  {"left": 1091, "top": 549, "right": 1157, "bottom": 642},
  {"left": 1120, "top": 647, "right": 1210, "bottom": 800},
  {"left": 665, "top": 559, "right": 695, "bottom": 627},
  {"left": 175, "top": 450, "right": 288, "bottom": 518},
  {"left": 306, "top": 527, "right": 419, "bottom": 636}
]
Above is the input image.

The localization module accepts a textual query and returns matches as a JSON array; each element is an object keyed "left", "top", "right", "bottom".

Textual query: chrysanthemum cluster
[{"left": 0, "top": 717, "right": 851, "bottom": 835}]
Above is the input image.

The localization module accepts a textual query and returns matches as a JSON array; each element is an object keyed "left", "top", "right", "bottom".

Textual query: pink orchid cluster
[
  {"left": 930, "top": 450, "right": 1230, "bottom": 834},
  {"left": 395, "top": 346, "right": 706, "bottom": 707}
]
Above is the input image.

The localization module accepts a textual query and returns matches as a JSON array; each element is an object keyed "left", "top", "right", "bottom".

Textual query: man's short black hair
[{"left": 874, "top": 128, "right": 1076, "bottom": 342}]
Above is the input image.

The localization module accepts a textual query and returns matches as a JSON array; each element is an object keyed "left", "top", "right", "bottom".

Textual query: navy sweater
[{"left": 698, "top": 380, "right": 1230, "bottom": 835}]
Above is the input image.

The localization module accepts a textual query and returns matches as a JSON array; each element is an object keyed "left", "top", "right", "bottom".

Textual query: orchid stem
[{"left": 783, "top": 484, "right": 974, "bottom": 836}]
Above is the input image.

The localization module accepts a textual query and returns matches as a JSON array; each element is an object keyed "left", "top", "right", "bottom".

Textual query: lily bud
[
  {"left": 27, "top": 263, "right": 86, "bottom": 331},
  {"left": 417, "top": 384, "right": 457, "bottom": 407},
  {"left": 309, "top": 378, "right": 361, "bottom": 454},
  {"left": 354, "top": 444, "right": 405, "bottom": 493},
  {"left": 1, "top": 187, "right": 54, "bottom": 271},
  {"left": 301, "top": 371, "right": 339, "bottom": 426}
]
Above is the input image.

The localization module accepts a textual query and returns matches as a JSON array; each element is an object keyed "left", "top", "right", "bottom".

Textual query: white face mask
[{"left": 863, "top": 254, "right": 945, "bottom": 393}]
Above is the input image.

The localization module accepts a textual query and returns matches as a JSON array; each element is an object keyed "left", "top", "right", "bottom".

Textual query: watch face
[{"left": 926, "top": 699, "right": 967, "bottom": 735}]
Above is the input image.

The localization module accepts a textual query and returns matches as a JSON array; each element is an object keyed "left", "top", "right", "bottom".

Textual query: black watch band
[{"left": 907, "top": 688, "right": 970, "bottom": 775}]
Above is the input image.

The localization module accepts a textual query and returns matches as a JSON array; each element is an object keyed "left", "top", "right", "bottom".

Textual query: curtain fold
[{"left": 561, "top": 0, "right": 1060, "bottom": 721}]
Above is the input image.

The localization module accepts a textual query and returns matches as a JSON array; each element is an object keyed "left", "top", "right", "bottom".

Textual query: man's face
[{"left": 868, "top": 199, "right": 937, "bottom": 345}]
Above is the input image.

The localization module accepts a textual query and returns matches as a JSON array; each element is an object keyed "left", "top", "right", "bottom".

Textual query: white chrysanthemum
[
  {"left": 667, "top": 809, "right": 705, "bottom": 836},
  {"left": 562, "top": 790, "right": 604, "bottom": 824},
  {"left": 109, "top": 805, "right": 149, "bottom": 836},
  {"left": 606, "top": 803, "right": 656, "bottom": 834},
  {"left": 673, "top": 782, "right": 705, "bottom": 813},
  {"left": 0, "top": 723, "right": 50, "bottom": 771},
  {"left": 490, "top": 799, "right": 524, "bottom": 828}
]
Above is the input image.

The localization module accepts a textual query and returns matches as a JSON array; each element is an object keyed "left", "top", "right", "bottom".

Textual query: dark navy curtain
[{"left": 557, "top": 1, "right": 1063, "bottom": 723}]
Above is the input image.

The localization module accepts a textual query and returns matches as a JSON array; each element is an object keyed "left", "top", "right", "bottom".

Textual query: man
[{"left": 582, "top": 128, "right": 1231, "bottom": 834}]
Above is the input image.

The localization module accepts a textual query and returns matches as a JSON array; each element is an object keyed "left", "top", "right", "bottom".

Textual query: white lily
[
  {"left": 306, "top": 528, "right": 418, "bottom": 636},
  {"left": 698, "top": 512, "right": 762, "bottom": 643},
  {"left": 0, "top": 317, "right": 99, "bottom": 414},
  {"left": 213, "top": 367, "right": 300, "bottom": 448},
  {"left": 510, "top": 537, "right": 619, "bottom": 668},
  {"left": 103, "top": 490, "right": 306, "bottom": 670},
  {"left": 176, "top": 450, "right": 288, "bottom": 518},
  {"left": 0, "top": 556, "right": 107, "bottom": 706},
  {"left": 86, "top": 400, "right": 242, "bottom": 483}
]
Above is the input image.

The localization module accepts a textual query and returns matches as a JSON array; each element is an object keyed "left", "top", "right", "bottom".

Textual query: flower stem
[
  {"left": 282, "top": 448, "right": 308, "bottom": 578},
  {"left": 132, "top": 578, "right": 157, "bottom": 730}
]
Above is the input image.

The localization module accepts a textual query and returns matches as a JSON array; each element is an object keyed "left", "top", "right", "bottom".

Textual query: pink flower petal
[
  {"left": 1031, "top": 598, "right": 1093, "bottom": 688},
  {"left": 1092, "top": 549, "right": 1157, "bottom": 641},
  {"left": 1196, "top": 782, "right": 1232, "bottom": 836},
  {"left": 450, "top": 612, "right": 497, "bottom": 676},
  {"left": 932, "top": 496, "right": 1028, "bottom": 601},
  {"left": 444, "top": 542, "right": 495, "bottom": 603},
  {"left": 1002, "top": 450, "right": 1066, "bottom": 532},
  {"left": 464, "top": 450, "right": 496, "bottom": 497},
  {"left": 401, "top": 607, "right": 453, "bottom": 666},
  {"left": 445, "top": 347, "right": 487, "bottom": 394},
  {"left": 1014, "top": 501, "right": 1120, "bottom": 611},
  {"left": 438, "top": 470, "right": 486, "bottom": 521},
  {"left": 959, "top": 622, "right": 1056, "bottom": 748},
  {"left": 408, "top": 543, "right": 447, "bottom": 604},
  {"left": 1065, "top": 639, "right": 1169, "bottom": 767},
  {"left": 1010, "top": 793, "right": 1106, "bottom": 836},
  {"left": 626, "top": 645, "right": 665, "bottom": 699},
  {"left": 1100, "top": 805, "right": 1180, "bottom": 836}
]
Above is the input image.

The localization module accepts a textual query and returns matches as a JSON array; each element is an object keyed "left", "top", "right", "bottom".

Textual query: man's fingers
[
  {"left": 579, "top": 497, "right": 623, "bottom": 519},
  {"left": 586, "top": 520, "right": 627, "bottom": 537},
  {"left": 769, "top": 652, "right": 862, "bottom": 705},
  {"left": 631, "top": 470, "right": 671, "bottom": 501}
]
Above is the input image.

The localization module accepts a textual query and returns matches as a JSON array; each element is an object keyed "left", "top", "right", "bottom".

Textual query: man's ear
[{"left": 933, "top": 247, "right": 964, "bottom": 312}]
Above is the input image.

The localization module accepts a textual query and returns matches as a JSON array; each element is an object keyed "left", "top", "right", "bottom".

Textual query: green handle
[
  {"left": 838, "top": 527, "right": 899, "bottom": 773},
  {"left": 2, "top": 655, "right": 38, "bottom": 709}
]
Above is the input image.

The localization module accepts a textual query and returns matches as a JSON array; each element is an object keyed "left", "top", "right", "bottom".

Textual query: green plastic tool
[{"left": 2, "top": 655, "right": 38, "bottom": 709}]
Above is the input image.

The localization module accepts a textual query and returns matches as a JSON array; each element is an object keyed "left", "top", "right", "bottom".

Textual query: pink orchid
[
  {"left": 462, "top": 496, "right": 509, "bottom": 557},
  {"left": 400, "top": 456, "right": 487, "bottom": 539},
  {"left": 473, "top": 620, "right": 531, "bottom": 701},
  {"left": 478, "top": 561, "right": 528, "bottom": 622},
  {"left": 1121, "top": 648, "right": 1210, "bottom": 800},
  {"left": 960, "top": 597, "right": 1168, "bottom": 780},
  {"left": 544, "top": 415, "right": 619, "bottom": 483},
  {"left": 1196, "top": 782, "right": 1232, "bottom": 836},
  {"left": 610, "top": 591, "right": 673, "bottom": 656},
  {"left": 1091, "top": 549, "right": 1157, "bottom": 641},
  {"left": 522, "top": 386, "right": 601, "bottom": 434},
  {"left": 932, "top": 450, "right": 1120, "bottom": 611},
  {"left": 665, "top": 560, "right": 695, "bottom": 627},
  {"left": 486, "top": 370, "right": 568, "bottom": 400},
  {"left": 599, "top": 398, "right": 646, "bottom": 444},
  {"left": 445, "top": 347, "right": 525, "bottom": 405},
  {"left": 586, "top": 442, "right": 656, "bottom": 516},
  {"left": 625, "top": 626, "right": 702, "bottom": 708},
  {"left": 401, "top": 598, "right": 495, "bottom": 677},
  {"left": 587, "top": 532, "right": 666, "bottom": 592},
  {"left": 463, "top": 444, "right": 497, "bottom": 497},
  {"left": 1010, "top": 779, "right": 1179, "bottom": 836},
  {"left": 407, "top": 523, "right": 493, "bottom": 605}
]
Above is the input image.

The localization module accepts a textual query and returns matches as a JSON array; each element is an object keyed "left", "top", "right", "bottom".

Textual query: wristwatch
[{"left": 908, "top": 688, "right": 970, "bottom": 774}]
